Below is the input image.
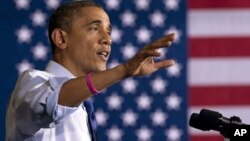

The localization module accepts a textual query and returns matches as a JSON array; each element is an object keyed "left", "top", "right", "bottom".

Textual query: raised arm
[{"left": 58, "top": 33, "right": 176, "bottom": 107}]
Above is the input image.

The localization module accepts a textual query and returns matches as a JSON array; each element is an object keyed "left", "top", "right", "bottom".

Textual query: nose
[{"left": 99, "top": 34, "right": 112, "bottom": 46}]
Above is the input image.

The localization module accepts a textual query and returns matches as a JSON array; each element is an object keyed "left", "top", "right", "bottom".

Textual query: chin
[
  {"left": 100, "top": 66, "right": 107, "bottom": 71},
  {"left": 94, "top": 65, "right": 107, "bottom": 72}
]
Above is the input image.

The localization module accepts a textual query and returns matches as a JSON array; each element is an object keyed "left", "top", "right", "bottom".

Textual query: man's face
[{"left": 65, "top": 6, "right": 112, "bottom": 74}]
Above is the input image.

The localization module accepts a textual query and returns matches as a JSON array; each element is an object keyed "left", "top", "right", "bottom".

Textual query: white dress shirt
[{"left": 6, "top": 60, "right": 92, "bottom": 141}]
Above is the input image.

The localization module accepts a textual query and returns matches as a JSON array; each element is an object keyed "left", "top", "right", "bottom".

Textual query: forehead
[{"left": 75, "top": 6, "right": 110, "bottom": 25}]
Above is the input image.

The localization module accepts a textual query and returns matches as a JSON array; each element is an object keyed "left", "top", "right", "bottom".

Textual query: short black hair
[{"left": 48, "top": 0, "right": 103, "bottom": 54}]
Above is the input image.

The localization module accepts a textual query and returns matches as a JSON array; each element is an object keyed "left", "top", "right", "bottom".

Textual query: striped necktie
[{"left": 84, "top": 99, "right": 98, "bottom": 141}]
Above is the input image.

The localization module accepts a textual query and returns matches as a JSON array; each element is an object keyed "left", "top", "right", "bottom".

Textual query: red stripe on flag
[
  {"left": 189, "top": 38, "right": 250, "bottom": 57},
  {"left": 189, "top": 86, "right": 250, "bottom": 106},
  {"left": 191, "top": 135, "right": 224, "bottom": 141},
  {"left": 188, "top": 0, "right": 250, "bottom": 9}
]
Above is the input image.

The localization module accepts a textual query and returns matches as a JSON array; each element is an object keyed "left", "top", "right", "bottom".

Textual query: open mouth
[{"left": 97, "top": 50, "right": 110, "bottom": 61}]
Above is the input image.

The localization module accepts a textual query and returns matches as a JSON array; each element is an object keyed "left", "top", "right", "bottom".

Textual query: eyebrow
[
  {"left": 86, "top": 20, "right": 102, "bottom": 26},
  {"left": 86, "top": 20, "right": 112, "bottom": 32}
]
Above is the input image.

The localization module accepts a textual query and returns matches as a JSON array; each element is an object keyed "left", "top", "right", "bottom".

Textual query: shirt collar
[{"left": 45, "top": 60, "right": 76, "bottom": 78}]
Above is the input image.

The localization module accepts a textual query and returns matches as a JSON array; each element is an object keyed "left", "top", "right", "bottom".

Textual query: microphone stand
[{"left": 220, "top": 116, "right": 242, "bottom": 139}]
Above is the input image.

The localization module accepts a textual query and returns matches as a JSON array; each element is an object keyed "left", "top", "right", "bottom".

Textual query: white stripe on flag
[
  {"left": 188, "top": 58, "right": 250, "bottom": 86},
  {"left": 188, "top": 9, "right": 250, "bottom": 37}
]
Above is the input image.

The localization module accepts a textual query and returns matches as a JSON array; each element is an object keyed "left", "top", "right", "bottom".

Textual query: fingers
[
  {"left": 133, "top": 49, "right": 161, "bottom": 64},
  {"left": 145, "top": 33, "right": 176, "bottom": 49},
  {"left": 135, "top": 33, "right": 176, "bottom": 63},
  {"left": 142, "top": 50, "right": 161, "bottom": 58},
  {"left": 154, "top": 33, "right": 175, "bottom": 44},
  {"left": 129, "top": 33, "right": 175, "bottom": 70},
  {"left": 154, "top": 59, "right": 175, "bottom": 69}
]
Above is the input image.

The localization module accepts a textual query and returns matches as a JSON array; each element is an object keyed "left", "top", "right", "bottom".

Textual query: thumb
[{"left": 154, "top": 59, "right": 175, "bottom": 69}]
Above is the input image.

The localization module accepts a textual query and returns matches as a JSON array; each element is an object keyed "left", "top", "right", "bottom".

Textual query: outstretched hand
[{"left": 123, "top": 33, "right": 176, "bottom": 76}]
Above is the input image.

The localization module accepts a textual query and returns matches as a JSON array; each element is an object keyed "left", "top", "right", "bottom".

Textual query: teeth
[{"left": 98, "top": 51, "right": 108, "bottom": 57}]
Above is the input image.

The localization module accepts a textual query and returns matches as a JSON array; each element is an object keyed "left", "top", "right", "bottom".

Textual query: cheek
[
  {"left": 85, "top": 41, "right": 98, "bottom": 55},
  {"left": 81, "top": 46, "right": 97, "bottom": 62},
  {"left": 76, "top": 37, "right": 98, "bottom": 60},
  {"left": 78, "top": 41, "right": 94, "bottom": 55}
]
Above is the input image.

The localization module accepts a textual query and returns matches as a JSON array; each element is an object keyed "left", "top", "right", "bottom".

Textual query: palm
[{"left": 138, "top": 58, "right": 156, "bottom": 75}]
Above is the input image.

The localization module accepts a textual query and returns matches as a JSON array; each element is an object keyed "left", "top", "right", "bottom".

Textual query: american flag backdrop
[
  {"left": 188, "top": 0, "right": 250, "bottom": 141},
  {"left": 1, "top": 0, "right": 250, "bottom": 141}
]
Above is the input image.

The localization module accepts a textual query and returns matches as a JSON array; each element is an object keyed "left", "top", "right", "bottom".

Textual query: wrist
[
  {"left": 86, "top": 73, "right": 100, "bottom": 95},
  {"left": 117, "top": 64, "right": 131, "bottom": 78}
]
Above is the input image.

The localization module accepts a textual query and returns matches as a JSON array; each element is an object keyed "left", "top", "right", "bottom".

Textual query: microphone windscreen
[
  {"left": 189, "top": 113, "right": 208, "bottom": 131},
  {"left": 199, "top": 109, "right": 221, "bottom": 130}
]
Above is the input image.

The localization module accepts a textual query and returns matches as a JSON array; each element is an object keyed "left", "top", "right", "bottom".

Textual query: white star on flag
[
  {"left": 165, "top": 126, "right": 182, "bottom": 141},
  {"left": 136, "top": 126, "right": 153, "bottom": 141},
  {"left": 136, "top": 93, "right": 152, "bottom": 110},
  {"left": 15, "top": 0, "right": 30, "bottom": 9},
  {"left": 165, "top": 26, "right": 182, "bottom": 43},
  {"left": 111, "top": 26, "right": 123, "bottom": 43},
  {"left": 134, "top": 0, "right": 150, "bottom": 11},
  {"left": 106, "top": 93, "right": 123, "bottom": 110},
  {"left": 150, "top": 109, "right": 168, "bottom": 126},
  {"left": 31, "top": 42, "right": 49, "bottom": 60},
  {"left": 95, "top": 109, "right": 109, "bottom": 126},
  {"left": 45, "top": 0, "right": 60, "bottom": 9},
  {"left": 105, "top": 0, "right": 120, "bottom": 10},
  {"left": 121, "top": 109, "right": 138, "bottom": 126},
  {"left": 165, "top": 92, "right": 182, "bottom": 110},
  {"left": 167, "top": 61, "right": 182, "bottom": 77},
  {"left": 30, "top": 10, "right": 47, "bottom": 26},
  {"left": 121, "top": 43, "right": 137, "bottom": 59},
  {"left": 16, "top": 60, "right": 33, "bottom": 74},
  {"left": 155, "top": 48, "right": 167, "bottom": 60},
  {"left": 108, "top": 59, "right": 120, "bottom": 69},
  {"left": 16, "top": 26, "right": 33, "bottom": 44},
  {"left": 106, "top": 126, "right": 123, "bottom": 141},
  {"left": 150, "top": 76, "right": 167, "bottom": 94},
  {"left": 120, "top": 10, "right": 136, "bottom": 27},
  {"left": 135, "top": 27, "right": 152, "bottom": 43},
  {"left": 149, "top": 10, "right": 166, "bottom": 27},
  {"left": 164, "top": 0, "right": 179, "bottom": 11},
  {"left": 121, "top": 78, "right": 138, "bottom": 93}
]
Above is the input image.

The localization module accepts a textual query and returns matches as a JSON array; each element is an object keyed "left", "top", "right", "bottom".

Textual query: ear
[{"left": 51, "top": 28, "right": 68, "bottom": 49}]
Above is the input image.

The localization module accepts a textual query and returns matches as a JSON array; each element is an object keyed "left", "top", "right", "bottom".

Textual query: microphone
[{"left": 189, "top": 109, "right": 246, "bottom": 138}]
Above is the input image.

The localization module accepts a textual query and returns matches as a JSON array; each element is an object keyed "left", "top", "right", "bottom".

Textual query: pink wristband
[{"left": 86, "top": 73, "right": 100, "bottom": 95}]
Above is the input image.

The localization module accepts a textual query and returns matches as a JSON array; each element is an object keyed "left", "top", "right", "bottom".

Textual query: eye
[
  {"left": 107, "top": 28, "right": 112, "bottom": 35},
  {"left": 91, "top": 27, "right": 98, "bottom": 31},
  {"left": 107, "top": 31, "right": 111, "bottom": 35},
  {"left": 89, "top": 25, "right": 99, "bottom": 31}
]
